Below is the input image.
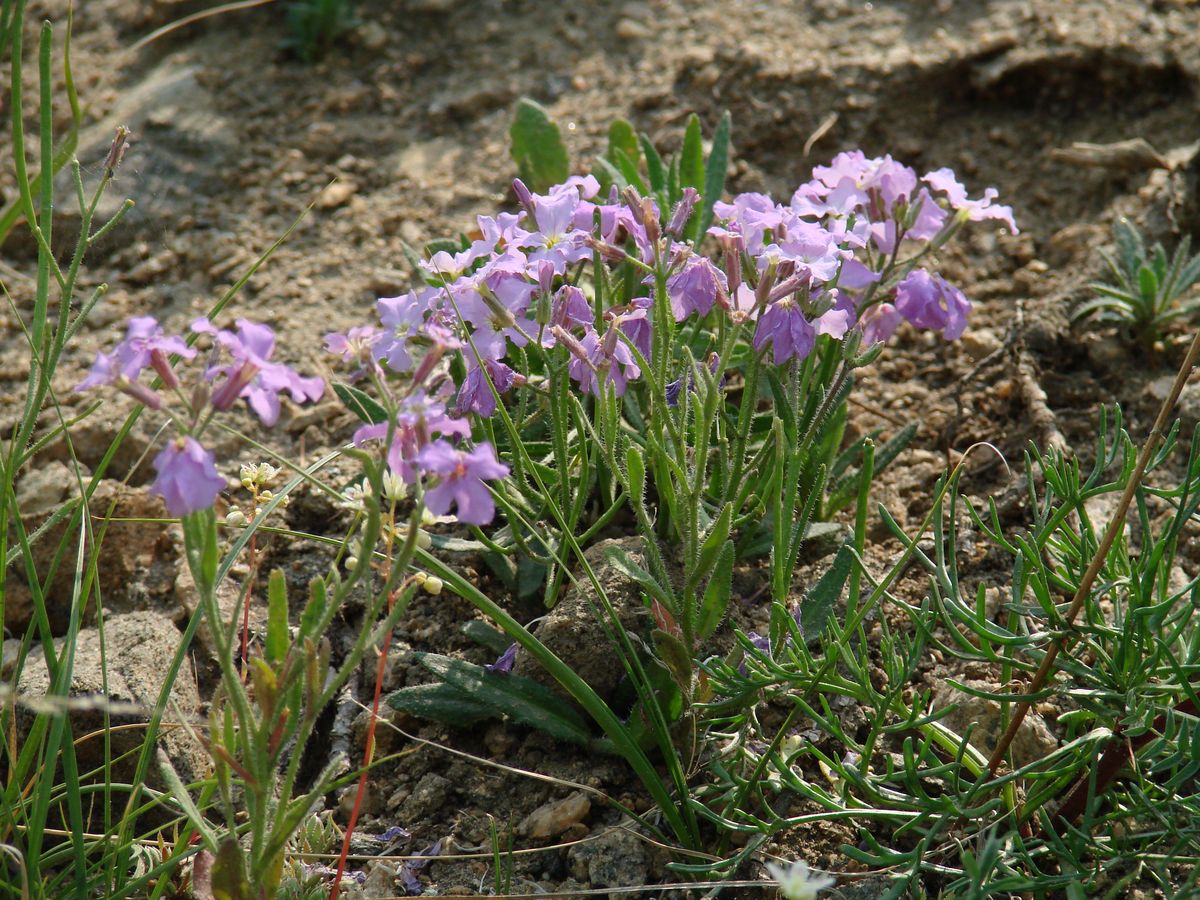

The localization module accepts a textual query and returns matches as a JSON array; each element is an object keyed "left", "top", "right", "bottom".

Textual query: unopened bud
[
  {"left": 585, "top": 235, "right": 628, "bottom": 263},
  {"left": 115, "top": 375, "right": 161, "bottom": 410},
  {"left": 422, "top": 575, "right": 443, "bottom": 595},
  {"left": 512, "top": 178, "right": 534, "bottom": 214},
  {"left": 149, "top": 349, "right": 179, "bottom": 389},
  {"left": 620, "top": 186, "right": 645, "bottom": 225},
  {"left": 642, "top": 200, "right": 661, "bottom": 246},
  {"left": 225, "top": 509, "right": 248, "bottom": 527},
  {"left": 104, "top": 126, "right": 130, "bottom": 175},
  {"left": 665, "top": 187, "right": 699, "bottom": 238}
]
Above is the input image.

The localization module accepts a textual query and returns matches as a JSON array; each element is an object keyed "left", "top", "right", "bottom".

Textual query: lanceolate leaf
[
  {"left": 800, "top": 544, "right": 854, "bottom": 640},
  {"left": 332, "top": 381, "right": 388, "bottom": 424},
  {"left": 696, "top": 110, "right": 731, "bottom": 240},
  {"left": 414, "top": 653, "right": 594, "bottom": 747},
  {"left": 510, "top": 98, "right": 570, "bottom": 193},
  {"left": 679, "top": 113, "right": 704, "bottom": 191}
]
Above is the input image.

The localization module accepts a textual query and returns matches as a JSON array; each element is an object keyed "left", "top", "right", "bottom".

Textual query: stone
[
  {"left": 932, "top": 679, "right": 1056, "bottom": 768},
  {"left": 567, "top": 824, "right": 648, "bottom": 896},
  {"left": 8, "top": 471, "right": 174, "bottom": 633},
  {"left": 615, "top": 17, "right": 652, "bottom": 40},
  {"left": 15, "top": 610, "right": 208, "bottom": 786},
  {"left": 398, "top": 772, "right": 452, "bottom": 821},
  {"left": 315, "top": 180, "right": 358, "bottom": 209},
  {"left": 520, "top": 791, "right": 591, "bottom": 839},
  {"left": 511, "top": 536, "right": 650, "bottom": 703}
]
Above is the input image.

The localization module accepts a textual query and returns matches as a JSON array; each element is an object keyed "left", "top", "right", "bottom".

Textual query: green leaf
[
  {"left": 509, "top": 98, "right": 570, "bottom": 193},
  {"left": 696, "top": 110, "right": 731, "bottom": 239},
  {"left": 605, "top": 545, "right": 674, "bottom": 610},
  {"left": 610, "top": 146, "right": 647, "bottom": 194},
  {"left": 401, "top": 240, "right": 424, "bottom": 274},
  {"left": 210, "top": 839, "right": 252, "bottom": 900},
  {"left": 606, "top": 118, "right": 640, "bottom": 164},
  {"left": 299, "top": 577, "right": 326, "bottom": 641},
  {"left": 625, "top": 444, "right": 646, "bottom": 506},
  {"left": 799, "top": 544, "right": 854, "bottom": 640},
  {"left": 679, "top": 113, "right": 704, "bottom": 191},
  {"left": 638, "top": 133, "right": 666, "bottom": 193},
  {"left": 1138, "top": 263, "right": 1159, "bottom": 306},
  {"left": 386, "top": 681, "right": 496, "bottom": 726},
  {"left": 414, "top": 653, "right": 594, "bottom": 747},
  {"left": 651, "top": 628, "right": 693, "bottom": 693},
  {"left": 697, "top": 541, "right": 734, "bottom": 640},
  {"left": 266, "top": 569, "right": 289, "bottom": 665},
  {"left": 461, "top": 620, "right": 513, "bottom": 655},
  {"left": 332, "top": 382, "right": 388, "bottom": 424},
  {"left": 592, "top": 156, "right": 626, "bottom": 194},
  {"left": 426, "top": 236, "right": 466, "bottom": 258}
]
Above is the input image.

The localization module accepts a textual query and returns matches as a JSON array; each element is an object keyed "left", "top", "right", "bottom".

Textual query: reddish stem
[
  {"left": 330, "top": 591, "right": 395, "bottom": 900},
  {"left": 1047, "top": 694, "right": 1199, "bottom": 833}
]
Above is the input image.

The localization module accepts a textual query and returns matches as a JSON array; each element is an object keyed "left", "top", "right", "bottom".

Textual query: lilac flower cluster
[
  {"left": 331, "top": 152, "right": 1013, "bottom": 429},
  {"left": 75, "top": 316, "right": 324, "bottom": 517}
]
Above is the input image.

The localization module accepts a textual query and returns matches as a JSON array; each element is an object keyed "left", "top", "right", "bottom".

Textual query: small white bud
[
  {"left": 422, "top": 575, "right": 443, "bottom": 596},
  {"left": 225, "top": 509, "right": 248, "bottom": 527}
]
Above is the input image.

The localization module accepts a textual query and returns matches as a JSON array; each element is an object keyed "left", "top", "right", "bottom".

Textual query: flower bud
[
  {"left": 149, "top": 349, "right": 179, "bottom": 390},
  {"left": 225, "top": 508, "right": 248, "bottom": 527},
  {"left": 665, "top": 187, "right": 699, "bottom": 238},
  {"left": 422, "top": 575, "right": 443, "bottom": 596},
  {"left": 512, "top": 178, "right": 534, "bottom": 214},
  {"left": 115, "top": 375, "right": 161, "bottom": 410},
  {"left": 104, "top": 125, "right": 130, "bottom": 175}
]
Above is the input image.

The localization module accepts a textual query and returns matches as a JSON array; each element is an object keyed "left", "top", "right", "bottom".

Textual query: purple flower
[
  {"left": 753, "top": 296, "right": 816, "bottom": 365},
  {"left": 324, "top": 325, "right": 382, "bottom": 364},
  {"left": 666, "top": 353, "right": 723, "bottom": 407},
  {"left": 193, "top": 318, "right": 324, "bottom": 426},
  {"left": 860, "top": 302, "right": 903, "bottom": 345},
  {"left": 766, "top": 219, "right": 843, "bottom": 283},
  {"left": 456, "top": 357, "right": 521, "bottom": 417},
  {"left": 353, "top": 391, "right": 470, "bottom": 482},
  {"left": 893, "top": 269, "right": 972, "bottom": 340},
  {"left": 548, "top": 284, "right": 594, "bottom": 334},
  {"left": 375, "top": 291, "right": 430, "bottom": 372},
  {"left": 666, "top": 255, "right": 727, "bottom": 322},
  {"left": 75, "top": 316, "right": 195, "bottom": 393},
  {"left": 923, "top": 167, "right": 1018, "bottom": 233},
  {"left": 516, "top": 187, "right": 591, "bottom": 273},
  {"left": 401, "top": 840, "right": 443, "bottom": 895},
  {"left": 417, "top": 440, "right": 509, "bottom": 525},
  {"left": 618, "top": 297, "right": 653, "bottom": 364},
  {"left": 485, "top": 643, "right": 518, "bottom": 674},
  {"left": 375, "top": 826, "right": 411, "bottom": 845},
  {"left": 565, "top": 325, "right": 642, "bottom": 397},
  {"left": 151, "top": 437, "right": 226, "bottom": 517}
]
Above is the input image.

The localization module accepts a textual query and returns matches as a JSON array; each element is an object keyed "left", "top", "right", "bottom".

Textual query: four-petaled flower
[
  {"left": 416, "top": 440, "right": 510, "bottom": 526},
  {"left": 152, "top": 436, "right": 226, "bottom": 517}
]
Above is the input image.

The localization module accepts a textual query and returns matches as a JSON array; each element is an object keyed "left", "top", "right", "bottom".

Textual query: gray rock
[
  {"left": 568, "top": 824, "right": 648, "bottom": 897},
  {"left": 932, "top": 679, "right": 1056, "bottom": 768},
  {"left": 512, "top": 536, "right": 651, "bottom": 703},
  {"left": 15, "top": 610, "right": 208, "bottom": 786},
  {"left": 398, "top": 772, "right": 453, "bottom": 822},
  {"left": 8, "top": 471, "right": 174, "bottom": 634}
]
